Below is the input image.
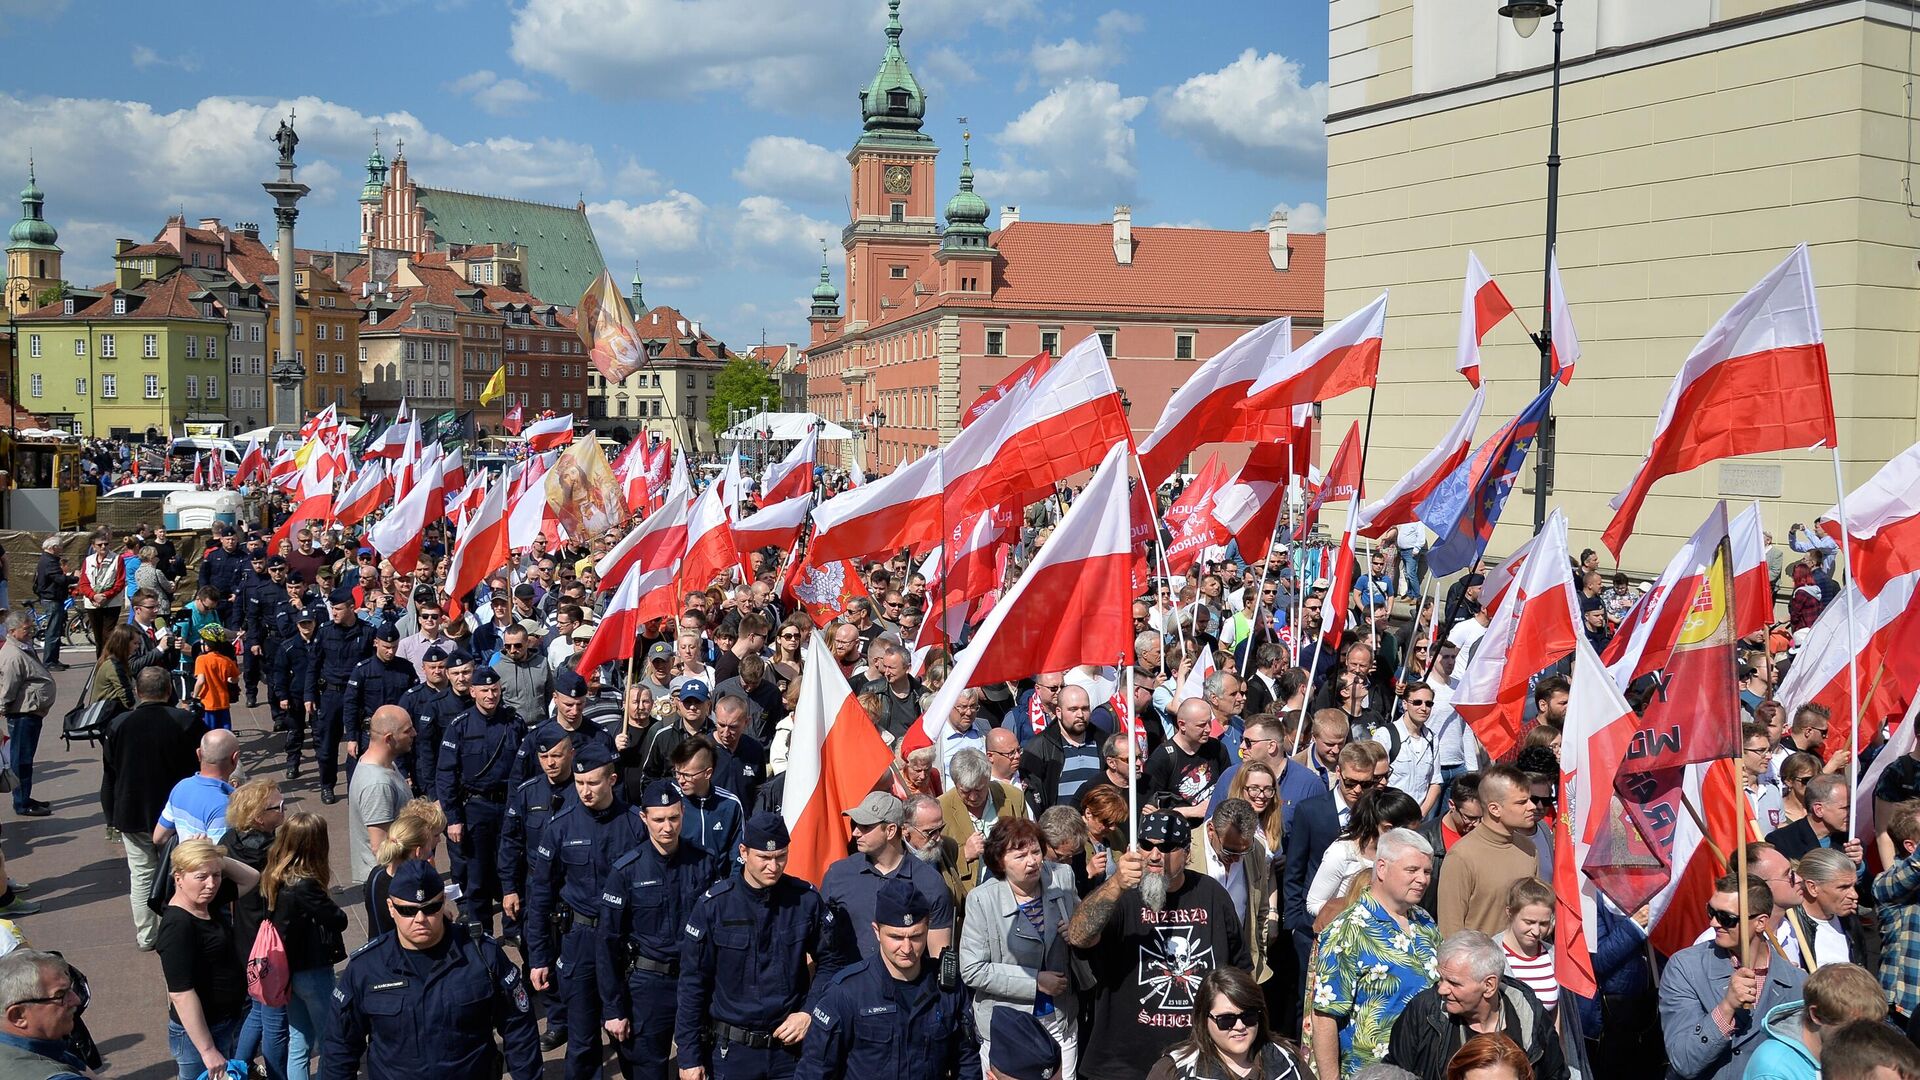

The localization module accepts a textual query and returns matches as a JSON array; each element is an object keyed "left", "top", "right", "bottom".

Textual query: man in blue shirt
[
  {"left": 820, "top": 792, "right": 955, "bottom": 965},
  {"left": 153, "top": 728, "right": 240, "bottom": 844}
]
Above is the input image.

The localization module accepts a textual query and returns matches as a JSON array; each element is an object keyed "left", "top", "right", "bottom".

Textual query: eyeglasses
[
  {"left": 1742, "top": 745, "right": 1770, "bottom": 758},
  {"left": 674, "top": 766, "right": 713, "bottom": 784},
  {"left": 1139, "top": 840, "right": 1179, "bottom": 852},
  {"left": 1037, "top": 683, "right": 1064, "bottom": 692},
  {"left": 1807, "top": 727, "right": 1829, "bottom": 740},
  {"left": 1209, "top": 1011, "right": 1256, "bottom": 1031},
  {"left": 1339, "top": 775, "right": 1380, "bottom": 793},
  {"left": 1785, "top": 775, "right": 1812, "bottom": 787},
  {"left": 778, "top": 631, "right": 800, "bottom": 640},
  {"left": 1706, "top": 905, "right": 1754, "bottom": 929},
  {"left": 392, "top": 898, "right": 446, "bottom": 919},
  {"left": 12, "top": 985, "right": 80, "bottom": 1008},
  {"left": 1405, "top": 698, "right": 1434, "bottom": 709},
  {"left": 986, "top": 748, "right": 1016, "bottom": 760},
  {"left": 907, "top": 821, "right": 946, "bottom": 838},
  {"left": 1243, "top": 785, "right": 1275, "bottom": 797}
]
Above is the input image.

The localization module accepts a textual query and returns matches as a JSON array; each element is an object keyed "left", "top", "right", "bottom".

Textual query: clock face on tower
[{"left": 883, "top": 165, "right": 913, "bottom": 195}]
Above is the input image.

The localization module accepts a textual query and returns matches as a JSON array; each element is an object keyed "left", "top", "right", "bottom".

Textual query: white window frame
[
  {"left": 100, "top": 334, "right": 114, "bottom": 358},
  {"left": 144, "top": 374, "right": 160, "bottom": 399},
  {"left": 28, "top": 374, "right": 40, "bottom": 397},
  {"left": 101, "top": 374, "right": 117, "bottom": 399},
  {"left": 143, "top": 333, "right": 158, "bottom": 358}
]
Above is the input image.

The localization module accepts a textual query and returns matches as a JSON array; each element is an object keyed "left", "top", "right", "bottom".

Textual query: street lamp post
[
  {"left": 1500, "top": 0, "right": 1565, "bottom": 534},
  {"left": 865, "top": 406, "right": 887, "bottom": 474}
]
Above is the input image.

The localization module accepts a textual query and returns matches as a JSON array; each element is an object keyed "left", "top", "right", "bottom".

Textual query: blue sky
[{"left": 0, "top": 0, "right": 1327, "bottom": 350}]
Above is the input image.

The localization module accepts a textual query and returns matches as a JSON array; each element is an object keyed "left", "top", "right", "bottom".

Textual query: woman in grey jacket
[{"left": 960, "top": 816, "right": 1080, "bottom": 1077}]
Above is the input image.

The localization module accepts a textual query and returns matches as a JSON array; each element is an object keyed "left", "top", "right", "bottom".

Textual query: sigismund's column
[{"left": 263, "top": 110, "right": 310, "bottom": 426}]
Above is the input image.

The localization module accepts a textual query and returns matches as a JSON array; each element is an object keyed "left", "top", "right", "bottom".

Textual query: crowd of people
[{"left": 0, "top": 438, "right": 1917, "bottom": 1080}]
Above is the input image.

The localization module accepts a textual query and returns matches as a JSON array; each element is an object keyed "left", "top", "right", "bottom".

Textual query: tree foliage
[{"left": 708, "top": 357, "right": 781, "bottom": 436}]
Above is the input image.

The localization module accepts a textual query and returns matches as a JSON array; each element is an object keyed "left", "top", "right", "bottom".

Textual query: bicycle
[{"left": 28, "top": 596, "right": 91, "bottom": 650}]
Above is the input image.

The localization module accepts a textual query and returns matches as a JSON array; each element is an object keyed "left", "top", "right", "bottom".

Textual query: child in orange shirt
[{"left": 193, "top": 625, "right": 241, "bottom": 730}]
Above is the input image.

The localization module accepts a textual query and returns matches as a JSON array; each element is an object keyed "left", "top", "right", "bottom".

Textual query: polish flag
[
  {"left": 299, "top": 402, "right": 339, "bottom": 442},
  {"left": 270, "top": 453, "right": 333, "bottom": 549},
  {"left": 908, "top": 442, "right": 1141, "bottom": 756},
  {"left": 1211, "top": 408, "right": 1311, "bottom": 558},
  {"left": 678, "top": 455, "right": 739, "bottom": 593},
  {"left": 443, "top": 476, "right": 510, "bottom": 619},
  {"left": 572, "top": 567, "right": 648, "bottom": 678},
  {"left": 1548, "top": 249, "right": 1580, "bottom": 385},
  {"left": 809, "top": 445, "right": 947, "bottom": 562},
  {"left": 1137, "top": 316, "right": 1293, "bottom": 486},
  {"left": 918, "top": 508, "right": 1013, "bottom": 647},
  {"left": 847, "top": 458, "right": 867, "bottom": 488},
  {"left": 1855, "top": 694, "right": 1920, "bottom": 839},
  {"left": 1455, "top": 253, "right": 1516, "bottom": 389},
  {"left": 372, "top": 417, "right": 412, "bottom": 461},
  {"left": 368, "top": 456, "right": 445, "bottom": 575},
  {"left": 761, "top": 428, "right": 818, "bottom": 506},
  {"left": 618, "top": 437, "right": 652, "bottom": 510},
  {"left": 1775, "top": 569, "right": 1920, "bottom": 758},
  {"left": 523, "top": 413, "right": 576, "bottom": 452},
  {"left": 1320, "top": 522, "right": 1359, "bottom": 656},
  {"left": 1819, "top": 440, "right": 1920, "bottom": 601},
  {"left": 1294, "top": 421, "right": 1363, "bottom": 541},
  {"left": 1480, "top": 528, "right": 1545, "bottom": 614},
  {"left": 1452, "top": 509, "right": 1581, "bottom": 760},
  {"left": 333, "top": 460, "right": 391, "bottom": 529},
  {"left": 503, "top": 404, "right": 525, "bottom": 436},
  {"left": 784, "top": 547, "right": 872, "bottom": 626},
  {"left": 596, "top": 488, "right": 690, "bottom": 591},
  {"left": 237, "top": 438, "right": 267, "bottom": 486},
  {"left": 506, "top": 453, "right": 556, "bottom": 550},
  {"left": 1163, "top": 454, "right": 1234, "bottom": 576},
  {"left": 734, "top": 495, "right": 811, "bottom": 557},
  {"left": 1561, "top": 634, "right": 1644, "bottom": 970},
  {"left": 963, "top": 350, "right": 1054, "bottom": 430},
  {"left": 447, "top": 468, "right": 488, "bottom": 522},
  {"left": 782, "top": 630, "right": 897, "bottom": 886},
  {"left": 1730, "top": 502, "right": 1773, "bottom": 634},
  {"left": 1604, "top": 245, "right": 1837, "bottom": 558},
  {"left": 1241, "top": 292, "right": 1388, "bottom": 412},
  {"left": 440, "top": 447, "right": 467, "bottom": 499},
  {"left": 1358, "top": 387, "right": 1486, "bottom": 538},
  {"left": 1603, "top": 499, "right": 1734, "bottom": 685},
  {"left": 190, "top": 454, "right": 207, "bottom": 489},
  {"left": 394, "top": 421, "right": 422, "bottom": 492}
]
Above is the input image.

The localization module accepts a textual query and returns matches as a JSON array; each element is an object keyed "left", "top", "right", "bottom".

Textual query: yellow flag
[{"left": 479, "top": 365, "right": 507, "bottom": 405}]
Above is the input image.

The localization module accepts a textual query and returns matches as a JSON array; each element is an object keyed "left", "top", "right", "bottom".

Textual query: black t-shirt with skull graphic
[{"left": 1075, "top": 871, "right": 1250, "bottom": 1080}]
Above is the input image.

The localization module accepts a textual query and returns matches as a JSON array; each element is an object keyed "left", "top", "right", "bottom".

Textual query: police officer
[
  {"left": 598, "top": 780, "right": 723, "bottom": 1080},
  {"left": 397, "top": 644, "right": 461, "bottom": 798},
  {"left": 676, "top": 812, "right": 837, "bottom": 1080},
  {"left": 197, "top": 524, "right": 248, "bottom": 626},
  {"left": 795, "top": 879, "right": 978, "bottom": 1080},
  {"left": 527, "top": 742, "right": 647, "bottom": 1080},
  {"left": 248, "top": 557, "right": 301, "bottom": 724},
  {"left": 500, "top": 724, "right": 576, "bottom": 1051},
  {"left": 345, "top": 623, "right": 416, "bottom": 770},
  {"left": 981, "top": 1008, "right": 1060, "bottom": 1080},
  {"left": 307, "top": 586, "right": 376, "bottom": 804},
  {"left": 237, "top": 547, "right": 275, "bottom": 707},
  {"left": 274, "top": 604, "right": 322, "bottom": 780},
  {"left": 321, "top": 860, "right": 542, "bottom": 1080},
  {"left": 510, "top": 669, "right": 617, "bottom": 787},
  {"left": 437, "top": 665, "right": 522, "bottom": 932}
]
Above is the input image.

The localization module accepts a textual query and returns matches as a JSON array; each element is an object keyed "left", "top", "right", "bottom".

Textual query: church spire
[
  {"left": 858, "top": 0, "right": 929, "bottom": 146},
  {"left": 811, "top": 243, "right": 840, "bottom": 318}
]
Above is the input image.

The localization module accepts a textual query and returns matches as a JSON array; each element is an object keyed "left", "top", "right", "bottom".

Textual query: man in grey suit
[{"left": 1660, "top": 871, "right": 1809, "bottom": 1080}]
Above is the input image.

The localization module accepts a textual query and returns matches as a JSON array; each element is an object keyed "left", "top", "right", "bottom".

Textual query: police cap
[
  {"left": 552, "top": 669, "right": 588, "bottom": 698},
  {"left": 872, "top": 878, "right": 932, "bottom": 928},
  {"left": 296, "top": 607, "right": 320, "bottom": 624},
  {"left": 572, "top": 742, "right": 616, "bottom": 775},
  {"left": 532, "top": 724, "right": 573, "bottom": 753},
  {"left": 989, "top": 1007, "right": 1062, "bottom": 1080},
  {"left": 470, "top": 667, "right": 503, "bottom": 687},
  {"left": 422, "top": 645, "right": 449, "bottom": 664},
  {"left": 639, "top": 780, "right": 682, "bottom": 809},
  {"left": 742, "top": 812, "right": 789, "bottom": 852},
  {"left": 388, "top": 860, "right": 445, "bottom": 905},
  {"left": 444, "top": 648, "right": 476, "bottom": 668},
  {"left": 373, "top": 623, "right": 401, "bottom": 643},
  {"left": 328, "top": 587, "right": 355, "bottom": 606},
  {"left": 266, "top": 555, "right": 287, "bottom": 569}
]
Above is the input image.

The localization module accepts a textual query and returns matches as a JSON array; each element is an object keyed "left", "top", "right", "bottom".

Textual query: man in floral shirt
[{"left": 1309, "top": 827, "right": 1442, "bottom": 1079}]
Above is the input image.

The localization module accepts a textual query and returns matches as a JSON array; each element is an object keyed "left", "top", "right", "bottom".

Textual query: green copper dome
[
  {"left": 360, "top": 134, "right": 388, "bottom": 204},
  {"left": 943, "top": 138, "right": 989, "bottom": 227},
  {"left": 858, "top": 0, "right": 928, "bottom": 142},
  {"left": 8, "top": 162, "right": 57, "bottom": 249},
  {"left": 812, "top": 252, "right": 840, "bottom": 303}
]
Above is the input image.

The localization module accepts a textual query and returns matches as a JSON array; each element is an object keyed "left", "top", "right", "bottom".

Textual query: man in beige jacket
[
  {"left": 939, "top": 747, "right": 1029, "bottom": 885},
  {"left": 0, "top": 610, "right": 57, "bottom": 817}
]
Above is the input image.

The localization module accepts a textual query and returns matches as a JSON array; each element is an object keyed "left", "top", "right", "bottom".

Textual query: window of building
[
  {"left": 890, "top": 266, "right": 907, "bottom": 279},
  {"left": 101, "top": 374, "right": 116, "bottom": 399},
  {"left": 540, "top": 363, "right": 549, "bottom": 378},
  {"left": 112, "top": 297, "right": 126, "bottom": 315},
  {"left": 652, "top": 400, "right": 663, "bottom": 417},
  {"left": 250, "top": 324, "right": 262, "bottom": 342},
  {"left": 541, "top": 392, "right": 551, "bottom": 409},
  {"left": 1175, "top": 332, "right": 1196, "bottom": 361},
  {"left": 185, "top": 375, "right": 198, "bottom": 398},
  {"left": 985, "top": 329, "right": 1005, "bottom": 357},
  {"left": 27, "top": 374, "right": 39, "bottom": 397},
  {"left": 207, "top": 336, "right": 218, "bottom": 358},
  {"left": 27, "top": 335, "right": 38, "bottom": 358},
  {"left": 1040, "top": 330, "right": 1060, "bottom": 355},
  {"left": 101, "top": 334, "right": 115, "bottom": 358},
  {"left": 294, "top": 319, "right": 302, "bottom": 334},
  {"left": 229, "top": 356, "right": 242, "bottom": 375},
  {"left": 685, "top": 374, "right": 694, "bottom": 389},
  {"left": 1098, "top": 330, "right": 1116, "bottom": 357},
  {"left": 252, "top": 388, "right": 265, "bottom": 408},
  {"left": 406, "top": 379, "right": 417, "bottom": 397},
  {"left": 250, "top": 358, "right": 264, "bottom": 376},
  {"left": 230, "top": 323, "right": 241, "bottom": 341},
  {"left": 438, "top": 379, "right": 448, "bottom": 397},
  {"left": 143, "top": 334, "right": 157, "bottom": 358},
  {"left": 335, "top": 354, "right": 345, "bottom": 373},
  {"left": 73, "top": 338, "right": 84, "bottom": 357},
  {"left": 61, "top": 299, "right": 72, "bottom": 315},
  {"left": 185, "top": 336, "right": 197, "bottom": 358},
  {"left": 207, "top": 375, "right": 218, "bottom": 399},
  {"left": 74, "top": 377, "right": 85, "bottom": 397},
  {"left": 359, "top": 346, "right": 368, "bottom": 362},
  {"left": 890, "top": 203, "right": 905, "bottom": 223},
  {"left": 540, "top": 339, "right": 550, "bottom": 353},
  {"left": 405, "top": 341, "right": 416, "bottom": 361}
]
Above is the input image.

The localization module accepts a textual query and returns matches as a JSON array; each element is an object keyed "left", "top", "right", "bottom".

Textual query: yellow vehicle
[{"left": 12, "top": 438, "right": 95, "bottom": 529}]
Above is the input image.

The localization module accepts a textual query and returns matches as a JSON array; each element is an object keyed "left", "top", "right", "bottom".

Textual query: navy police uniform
[
  {"left": 499, "top": 724, "right": 575, "bottom": 1041},
  {"left": 273, "top": 607, "right": 322, "bottom": 776},
  {"left": 676, "top": 813, "right": 836, "bottom": 1080},
  {"left": 306, "top": 591, "right": 376, "bottom": 796},
  {"left": 396, "top": 652, "right": 461, "bottom": 798},
  {"left": 526, "top": 743, "right": 648, "bottom": 1080},
  {"left": 436, "top": 667, "right": 523, "bottom": 925},
  {"left": 345, "top": 624, "right": 416, "bottom": 763},
  {"left": 321, "top": 861, "right": 541, "bottom": 1080},
  {"left": 597, "top": 781, "right": 723, "bottom": 1080}
]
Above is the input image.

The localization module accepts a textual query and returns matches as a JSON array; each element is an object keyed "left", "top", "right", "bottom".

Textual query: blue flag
[{"left": 1418, "top": 381, "right": 1558, "bottom": 578}]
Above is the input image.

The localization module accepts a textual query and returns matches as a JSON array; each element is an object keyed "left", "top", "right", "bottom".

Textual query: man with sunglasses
[
  {"left": 0, "top": 949, "right": 90, "bottom": 1079},
  {"left": 324, "top": 860, "right": 542, "bottom": 1080},
  {"left": 396, "top": 598, "right": 455, "bottom": 680},
  {"left": 1659, "top": 873, "right": 1806, "bottom": 1080},
  {"left": 437, "top": 666, "right": 524, "bottom": 935},
  {"left": 1435, "top": 765, "right": 1539, "bottom": 938},
  {"left": 1006, "top": 671, "right": 1068, "bottom": 748},
  {"left": 1066, "top": 811, "right": 1248, "bottom": 1080},
  {"left": 493, "top": 625, "right": 553, "bottom": 730}
]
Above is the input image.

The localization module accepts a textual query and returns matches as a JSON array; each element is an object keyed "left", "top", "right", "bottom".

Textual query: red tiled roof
[
  {"left": 19, "top": 271, "right": 219, "bottom": 322},
  {"left": 118, "top": 241, "right": 178, "bottom": 259}
]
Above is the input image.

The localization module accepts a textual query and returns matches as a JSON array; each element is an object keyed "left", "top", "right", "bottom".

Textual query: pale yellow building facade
[{"left": 1323, "top": 0, "right": 1920, "bottom": 572}]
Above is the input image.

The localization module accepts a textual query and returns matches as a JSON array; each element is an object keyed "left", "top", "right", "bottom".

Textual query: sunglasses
[
  {"left": 1340, "top": 776, "right": 1381, "bottom": 792},
  {"left": 1209, "top": 1011, "right": 1256, "bottom": 1031},
  {"left": 392, "top": 898, "right": 446, "bottom": 919},
  {"left": 1706, "top": 905, "right": 1752, "bottom": 929},
  {"left": 1139, "top": 839, "right": 1180, "bottom": 852}
]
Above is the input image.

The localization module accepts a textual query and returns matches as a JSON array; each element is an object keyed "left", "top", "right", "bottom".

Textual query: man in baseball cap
[{"left": 822, "top": 792, "right": 955, "bottom": 961}]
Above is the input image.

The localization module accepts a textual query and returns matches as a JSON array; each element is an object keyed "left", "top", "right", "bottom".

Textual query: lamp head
[{"left": 1498, "top": 0, "right": 1556, "bottom": 37}]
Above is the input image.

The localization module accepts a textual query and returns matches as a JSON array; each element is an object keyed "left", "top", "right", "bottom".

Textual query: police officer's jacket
[
  {"left": 307, "top": 618, "right": 375, "bottom": 699},
  {"left": 345, "top": 654, "right": 415, "bottom": 743},
  {"left": 436, "top": 703, "right": 522, "bottom": 821},
  {"left": 507, "top": 722, "right": 617, "bottom": 790},
  {"left": 594, "top": 839, "right": 721, "bottom": 1016},
  {"left": 271, "top": 633, "right": 318, "bottom": 709},
  {"left": 319, "top": 922, "right": 541, "bottom": 1080},
  {"left": 675, "top": 874, "right": 835, "bottom": 1068},
  {"left": 499, "top": 772, "right": 572, "bottom": 902},
  {"left": 795, "top": 959, "right": 981, "bottom": 1080},
  {"left": 525, "top": 797, "right": 647, "bottom": 969},
  {"left": 397, "top": 681, "right": 460, "bottom": 796}
]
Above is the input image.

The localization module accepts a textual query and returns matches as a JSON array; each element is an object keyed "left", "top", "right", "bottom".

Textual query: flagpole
[
  {"left": 1242, "top": 549, "right": 1276, "bottom": 679},
  {"left": 1125, "top": 653, "right": 1138, "bottom": 849},
  {"left": 1295, "top": 508, "right": 1357, "bottom": 756},
  {"left": 1829, "top": 447, "right": 1863, "bottom": 839},
  {"left": 1390, "top": 573, "right": 1438, "bottom": 721}
]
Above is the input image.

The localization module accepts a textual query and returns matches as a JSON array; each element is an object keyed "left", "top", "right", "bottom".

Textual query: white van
[{"left": 163, "top": 489, "right": 244, "bottom": 531}]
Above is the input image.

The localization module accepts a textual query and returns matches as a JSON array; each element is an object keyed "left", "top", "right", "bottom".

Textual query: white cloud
[
  {"left": 1026, "top": 9, "right": 1142, "bottom": 86},
  {"left": 1149, "top": 218, "right": 1214, "bottom": 230},
  {"left": 589, "top": 191, "right": 710, "bottom": 256},
  {"left": 1276, "top": 201, "right": 1325, "bottom": 233},
  {"left": 733, "top": 136, "right": 844, "bottom": 205},
  {"left": 444, "top": 69, "right": 541, "bottom": 115},
  {"left": 731, "top": 196, "right": 837, "bottom": 271},
  {"left": 976, "top": 79, "right": 1146, "bottom": 207},
  {"left": 1158, "top": 49, "right": 1327, "bottom": 177},
  {"left": 917, "top": 47, "right": 978, "bottom": 96},
  {"left": 613, "top": 159, "right": 664, "bottom": 198},
  {"left": 130, "top": 45, "right": 198, "bottom": 72}
]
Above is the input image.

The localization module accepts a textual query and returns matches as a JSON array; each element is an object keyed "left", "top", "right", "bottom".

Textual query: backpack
[
  {"left": 246, "top": 913, "right": 291, "bottom": 1007},
  {"left": 61, "top": 668, "right": 121, "bottom": 749}
]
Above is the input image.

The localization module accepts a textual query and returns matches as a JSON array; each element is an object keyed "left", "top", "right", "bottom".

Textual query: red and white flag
[
  {"left": 1319, "top": 523, "right": 1359, "bottom": 656},
  {"left": 368, "top": 456, "right": 444, "bottom": 575},
  {"left": 1137, "top": 316, "right": 1293, "bottom": 486},
  {"left": 503, "top": 403, "right": 525, "bottom": 436},
  {"left": 1548, "top": 249, "right": 1580, "bottom": 385},
  {"left": 572, "top": 567, "right": 647, "bottom": 677},
  {"left": 373, "top": 417, "right": 412, "bottom": 461},
  {"left": 1241, "top": 292, "right": 1387, "bottom": 412},
  {"left": 1603, "top": 499, "right": 1733, "bottom": 686},
  {"left": 1646, "top": 759, "right": 1747, "bottom": 956},
  {"left": 333, "top": 460, "right": 391, "bottom": 529},
  {"left": 760, "top": 428, "right": 818, "bottom": 506},
  {"left": 908, "top": 441, "right": 1141, "bottom": 756},
  {"left": 781, "top": 630, "right": 897, "bottom": 886},
  {"left": 596, "top": 487, "right": 690, "bottom": 591},
  {"left": 444, "top": 476, "right": 510, "bottom": 619},
  {"left": 1359, "top": 387, "right": 1486, "bottom": 538},
  {"left": 1730, "top": 502, "right": 1772, "bottom": 634},
  {"left": 440, "top": 447, "right": 467, "bottom": 499},
  {"left": 1555, "top": 640, "right": 1617, "bottom": 1000},
  {"left": 678, "top": 454, "right": 739, "bottom": 593},
  {"left": 523, "top": 413, "right": 576, "bottom": 452},
  {"left": 1455, "top": 253, "right": 1515, "bottom": 389},
  {"left": 1820, "top": 440, "right": 1920, "bottom": 601},
  {"left": 1452, "top": 509, "right": 1581, "bottom": 760},
  {"left": 963, "top": 350, "right": 1054, "bottom": 430},
  {"left": 1163, "top": 454, "right": 1233, "bottom": 576},
  {"left": 1856, "top": 694, "right": 1920, "bottom": 839},
  {"left": 1295, "top": 421, "right": 1363, "bottom": 541},
  {"left": 734, "top": 495, "right": 811, "bottom": 557},
  {"left": 1210, "top": 408, "right": 1311, "bottom": 558},
  {"left": 236, "top": 438, "right": 267, "bottom": 486},
  {"left": 1775, "top": 569, "right": 1920, "bottom": 758},
  {"left": 506, "top": 453, "right": 556, "bottom": 550},
  {"left": 270, "top": 451, "right": 333, "bottom": 548},
  {"left": 1604, "top": 244, "right": 1837, "bottom": 557}
]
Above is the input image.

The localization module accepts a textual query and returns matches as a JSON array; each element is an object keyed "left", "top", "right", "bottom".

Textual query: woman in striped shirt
[{"left": 1499, "top": 876, "right": 1559, "bottom": 1017}]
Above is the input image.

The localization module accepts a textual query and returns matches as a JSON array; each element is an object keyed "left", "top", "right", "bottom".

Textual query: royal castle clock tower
[{"left": 842, "top": 0, "right": 940, "bottom": 333}]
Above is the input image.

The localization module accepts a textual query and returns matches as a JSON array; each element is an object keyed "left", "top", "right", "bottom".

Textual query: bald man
[
  {"left": 1144, "top": 699, "right": 1234, "bottom": 822},
  {"left": 985, "top": 727, "right": 1024, "bottom": 788},
  {"left": 349, "top": 705, "right": 417, "bottom": 879},
  {"left": 154, "top": 728, "right": 242, "bottom": 845},
  {"left": 1019, "top": 684, "right": 1107, "bottom": 813}
]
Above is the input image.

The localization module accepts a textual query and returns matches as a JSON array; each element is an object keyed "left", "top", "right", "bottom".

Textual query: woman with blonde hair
[
  {"left": 365, "top": 798, "right": 446, "bottom": 936},
  {"left": 157, "top": 838, "right": 260, "bottom": 1080},
  {"left": 1229, "top": 760, "right": 1285, "bottom": 853},
  {"left": 260, "top": 812, "right": 346, "bottom": 1078}
]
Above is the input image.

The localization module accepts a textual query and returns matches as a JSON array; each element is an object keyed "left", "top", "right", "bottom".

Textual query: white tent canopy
[{"left": 719, "top": 411, "right": 854, "bottom": 442}]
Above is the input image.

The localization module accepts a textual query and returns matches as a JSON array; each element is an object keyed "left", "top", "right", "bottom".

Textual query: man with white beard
[
  {"left": 1065, "top": 811, "right": 1250, "bottom": 1080},
  {"left": 903, "top": 792, "right": 971, "bottom": 925}
]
